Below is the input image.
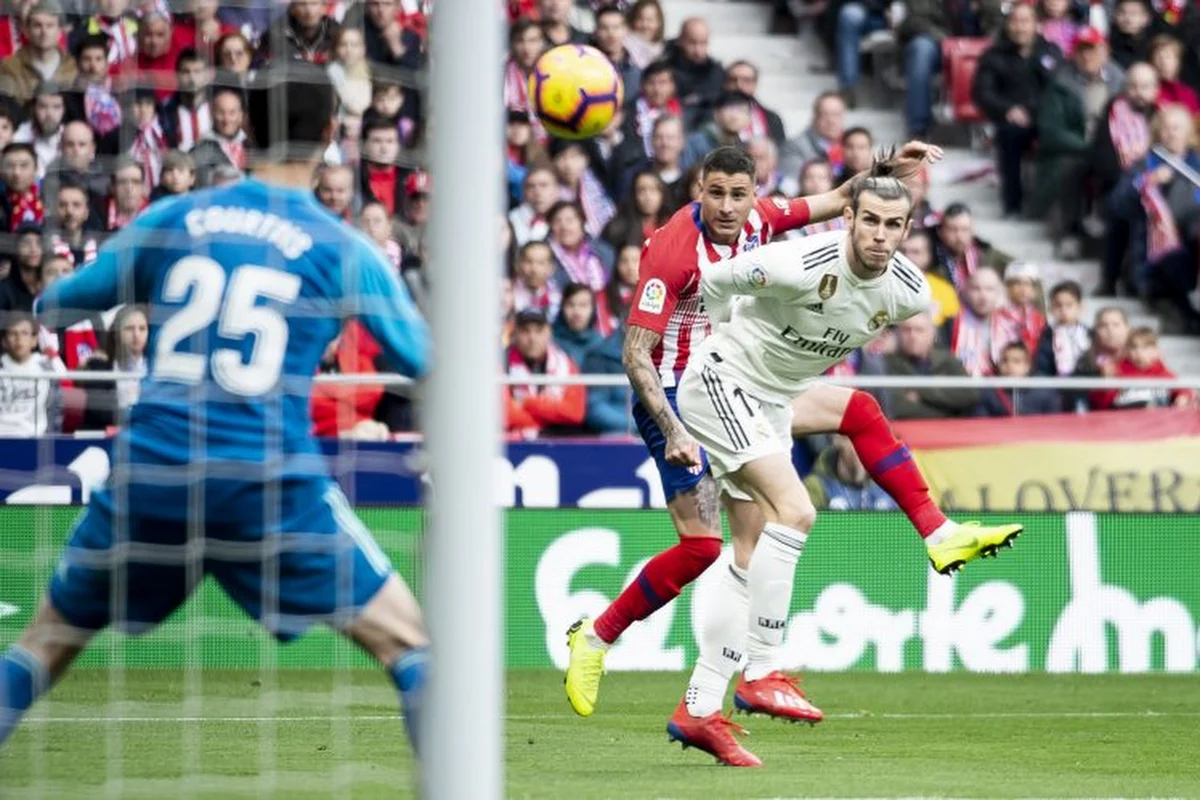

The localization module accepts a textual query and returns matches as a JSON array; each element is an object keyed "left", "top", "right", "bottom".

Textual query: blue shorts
[
  {"left": 49, "top": 481, "right": 393, "bottom": 642},
  {"left": 632, "top": 386, "right": 710, "bottom": 502}
]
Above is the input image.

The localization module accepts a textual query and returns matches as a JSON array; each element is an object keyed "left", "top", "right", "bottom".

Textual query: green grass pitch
[{"left": 2, "top": 670, "right": 1197, "bottom": 798}]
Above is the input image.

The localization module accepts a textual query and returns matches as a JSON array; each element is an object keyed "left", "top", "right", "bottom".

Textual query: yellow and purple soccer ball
[{"left": 528, "top": 44, "right": 624, "bottom": 140}]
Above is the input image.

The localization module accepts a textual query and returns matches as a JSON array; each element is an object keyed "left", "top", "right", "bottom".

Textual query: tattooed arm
[{"left": 622, "top": 324, "right": 701, "bottom": 467}]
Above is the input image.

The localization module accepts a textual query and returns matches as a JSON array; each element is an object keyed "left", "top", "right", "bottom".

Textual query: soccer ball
[{"left": 528, "top": 44, "right": 624, "bottom": 140}]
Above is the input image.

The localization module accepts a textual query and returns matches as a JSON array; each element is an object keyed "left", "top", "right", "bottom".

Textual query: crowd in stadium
[{"left": 0, "top": 0, "right": 1195, "bottom": 442}]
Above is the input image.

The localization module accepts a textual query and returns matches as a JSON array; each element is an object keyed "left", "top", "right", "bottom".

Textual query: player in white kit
[{"left": 675, "top": 168, "right": 1023, "bottom": 728}]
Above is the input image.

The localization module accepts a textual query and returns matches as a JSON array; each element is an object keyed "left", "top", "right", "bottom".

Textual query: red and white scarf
[
  {"left": 951, "top": 308, "right": 1022, "bottom": 377},
  {"left": 1108, "top": 96, "right": 1151, "bottom": 171},
  {"left": 744, "top": 102, "right": 770, "bottom": 141},
  {"left": 84, "top": 82, "right": 123, "bottom": 136},
  {"left": 89, "top": 15, "right": 138, "bottom": 65},
  {"left": 506, "top": 341, "right": 576, "bottom": 402},
  {"left": 174, "top": 101, "right": 211, "bottom": 151},
  {"left": 216, "top": 130, "right": 249, "bottom": 171},
  {"left": 503, "top": 58, "right": 548, "bottom": 142},
  {"left": 801, "top": 217, "right": 846, "bottom": 237},
  {"left": 130, "top": 118, "right": 167, "bottom": 190},
  {"left": 108, "top": 196, "right": 147, "bottom": 232},
  {"left": 1049, "top": 322, "right": 1090, "bottom": 376},
  {"left": 562, "top": 171, "right": 615, "bottom": 239},
  {"left": 1002, "top": 302, "right": 1046, "bottom": 351},
  {"left": 946, "top": 243, "right": 980, "bottom": 291},
  {"left": 512, "top": 277, "right": 562, "bottom": 319},
  {"left": 1137, "top": 156, "right": 1184, "bottom": 264},
  {"left": 7, "top": 185, "right": 43, "bottom": 231},
  {"left": 634, "top": 95, "right": 682, "bottom": 156},
  {"left": 549, "top": 237, "right": 607, "bottom": 291}
]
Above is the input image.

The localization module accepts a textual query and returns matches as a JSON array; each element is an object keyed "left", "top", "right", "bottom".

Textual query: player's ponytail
[{"left": 848, "top": 146, "right": 913, "bottom": 215}]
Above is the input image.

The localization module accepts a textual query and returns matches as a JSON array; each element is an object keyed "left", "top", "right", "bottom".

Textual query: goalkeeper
[{"left": 0, "top": 65, "right": 430, "bottom": 756}]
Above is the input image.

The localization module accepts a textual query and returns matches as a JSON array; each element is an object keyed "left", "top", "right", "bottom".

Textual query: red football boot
[
  {"left": 733, "top": 672, "right": 823, "bottom": 724},
  {"left": 666, "top": 700, "right": 762, "bottom": 767}
]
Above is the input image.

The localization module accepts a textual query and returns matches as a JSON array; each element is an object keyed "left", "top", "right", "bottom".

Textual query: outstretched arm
[
  {"left": 803, "top": 140, "right": 945, "bottom": 223},
  {"left": 622, "top": 324, "right": 700, "bottom": 467}
]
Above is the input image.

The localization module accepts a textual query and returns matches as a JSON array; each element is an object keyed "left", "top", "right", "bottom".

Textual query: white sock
[
  {"left": 926, "top": 520, "right": 957, "bottom": 546},
  {"left": 744, "top": 523, "right": 806, "bottom": 682},
  {"left": 686, "top": 563, "right": 749, "bottom": 718}
]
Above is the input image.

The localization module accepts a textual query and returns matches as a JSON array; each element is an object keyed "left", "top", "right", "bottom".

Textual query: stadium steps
[{"left": 663, "top": 0, "right": 1200, "bottom": 376}]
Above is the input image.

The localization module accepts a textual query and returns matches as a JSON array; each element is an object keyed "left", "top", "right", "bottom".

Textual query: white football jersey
[{"left": 694, "top": 229, "right": 932, "bottom": 404}]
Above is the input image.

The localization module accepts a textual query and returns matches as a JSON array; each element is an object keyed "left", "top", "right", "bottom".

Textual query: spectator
[
  {"left": 0, "top": 223, "right": 42, "bottom": 314},
  {"left": 547, "top": 200, "right": 614, "bottom": 294},
  {"left": 787, "top": 159, "right": 844, "bottom": 237},
  {"left": 881, "top": 311, "right": 980, "bottom": 419},
  {"left": 103, "top": 157, "right": 147, "bottom": 231},
  {"left": 0, "top": 108, "right": 17, "bottom": 155},
  {"left": 837, "top": 126, "right": 873, "bottom": 185},
  {"left": 503, "top": 20, "right": 547, "bottom": 138},
  {"left": 64, "top": 36, "right": 121, "bottom": 154},
  {"left": 681, "top": 90, "right": 749, "bottom": 166},
  {"left": 581, "top": 319, "right": 629, "bottom": 433},
  {"left": 71, "top": 0, "right": 138, "bottom": 69},
  {"left": 951, "top": 266, "right": 1025, "bottom": 376},
  {"left": 363, "top": 78, "right": 421, "bottom": 149},
  {"left": 0, "top": 143, "right": 44, "bottom": 233},
  {"left": 510, "top": 165, "right": 560, "bottom": 245},
  {"left": 504, "top": 307, "right": 586, "bottom": 438},
  {"left": 1148, "top": 35, "right": 1199, "bottom": 113},
  {"left": 625, "top": 0, "right": 666, "bottom": 69},
  {"left": 630, "top": 60, "right": 682, "bottom": 157},
  {"left": 897, "top": 0, "right": 1004, "bottom": 137},
  {"left": 0, "top": 0, "right": 39, "bottom": 62},
  {"left": 900, "top": 229, "right": 958, "bottom": 327},
  {"left": 36, "top": 253, "right": 98, "bottom": 373},
  {"left": 214, "top": 31, "right": 253, "bottom": 82},
  {"left": 395, "top": 169, "right": 429, "bottom": 269},
  {"left": 189, "top": 85, "right": 248, "bottom": 186},
  {"left": 175, "top": 0, "right": 236, "bottom": 62},
  {"left": 44, "top": 120, "right": 108, "bottom": 201},
  {"left": 1109, "top": 0, "right": 1162, "bottom": 69},
  {"left": 971, "top": 2, "right": 1063, "bottom": 217},
  {"left": 311, "top": 320, "right": 388, "bottom": 438},
  {"left": 804, "top": 434, "right": 898, "bottom": 510},
  {"left": 150, "top": 148, "right": 196, "bottom": 201},
  {"left": 358, "top": 0, "right": 423, "bottom": 71},
  {"left": 722, "top": 60, "right": 786, "bottom": 147},
  {"left": 1073, "top": 306, "right": 1130, "bottom": 394},
  {"left": 126, "top": 88, "right": 167, "bottom": 189},
  {"left": 1033, "top": 27, "right": 1123, "bottom": 227},
  {"left": 49, "top": 180, "right": 100, "bottom": 266},
  {"left": 748, "top": 137, "right": 780, "bottom": 197},
  {"left": 602, "top": 168, "right": 669, "bottom": 248},
  {"left": 0, "top": 2, "right": 77, "bottom": 106},
  {"left": 975, "top": 341, "right": 1062, "bottom": 417},
  {"left": 664, "top": 18, "right": 723, "bottom": 126},
  {"left": 78, "top": 304, "right": 148, "bottom": 431},
  {"left": 625, "top": 113, "right": 687, "bottom": 207},
  {"left": 1108, "top": 105, "right": 1200, "bottom": 330},
  {"left": 834, "top": 0, "right": 890, "bottom": 108},
  {"left": 359, "top": 200, "right": 403, "bottom": 272},
  {"left": 592, "top": 108, "right": 644, "bottom": 199},
  {"left": 1039, "top": 0, "right": 1079, "bottom": 59},
  {"left": 512, "top": 239, "right": 562, "bottom": 318},
  {"left": 359, "top": 116, "right": 404, "bottom": 215},
  {"left": 1002, "top": 261, "right": 1047, "bottom": 350},
  {"left": 540, "top": 0, "right": 588, "bottom": 47},
  {"left": 132, "top": 13, "right": 183, "bottom": 100},
  {"left": 14, "top": 81, "right": 66, "bottom": 179},
  {"left": 0, "top": 310, "right": 63, "bottom": 436},
  {"left": 550, "top": 138, "right": 615, "bottom": 239},
  {"left": 780, "top": 91, "right": 845, "bottom": 196},
  {"left": 1034, "top": 279, "right": 1091, "bottom": 378},
  {"left": 160, "top": 48, "right": 214, "bottom": 151},
  {"left": 553, "top": 282, "right": 604, "bottom": 366},
  {"left": 934, "top": 202, "right": 1011, "bottom": 290},
  {"left": 258, "top": 0, "right": 339, "bottom": 65},
  {"left": 314, "top": 163, "right": 356, "bottom": 220},
  {"left": 328, "top": 27, "right": 372, "bottom": 120},
  {"left": 1101, "top": 327, "right": 1198, "bottom": 409},
  {"left": 593, "top": 3, "right": 642, "bottom": 98},
  {"left": 604, "top": 241, "right": 640, "bottom": 320},
  {"left": 907, "top": 164, "right": 937, "bottom": 228}
]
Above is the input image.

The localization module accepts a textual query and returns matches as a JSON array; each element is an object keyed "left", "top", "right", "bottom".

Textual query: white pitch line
[{"left": 20, "top": 710, "right": 1200, "bottom": 724}]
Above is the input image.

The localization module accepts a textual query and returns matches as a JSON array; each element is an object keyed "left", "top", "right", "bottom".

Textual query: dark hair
[
  {"left": 211, "top": 84, "right": 245, "bottom": 109},
  {"left": 625, "top": 0, "right": 665, "bottom": 42},
  {"left": 56, "top": 176, "right": 88, "bottom": 199},
  {"left": 246, "top": 62, "right": 335, "bottom": 158},
  {"left": 630, "top": 168, "right": 670, "bottom": 221},
  {"left": 3, "top": 142, "right": 38, "bottom": 164},
  {"left": 510, "top": 18, "right": 543, "bottom": 47},
  {"left": 371, "top": 77, "right": 403, "bottom": 96},
  {"left": 841, "top": 126, "right": 872, "bottom": 146},
  {"left": 701, "top": 145, "right": 756, "bottom": 182},
  {"left": 800, "top": 157, "right": 833, "bottom": 182},
  {"left": 74, "top": 34, "right": 108, "bottom": 59},
  {"left": 362, "top": 116, "right": 399, "bottom": 139},
  {"left": 594, "top": 4, "right": 625, "bottom": 23},
  {"left": 1002, "top": 340, "right": 1030, "bottom": 357},
  {"left": 725, "top": 59, "right": 758, "bottom": 79},
  {"left": 175, "top": 47, "right": 204, "bottom": 71},
  {"left": 4, "top": 310, "right": 35, "bottom": 335},
  {"left": 942, "top": 201, "right": 972, "bottom": 220},
  {"left": 32, "top": 81, "right": 63, "bottom": 100},
  {"left": 812, "top": 90, "right": 843, "bottom": 117},
  {"left": 108, "top": 304, "right": 149, "bottom": 365},
  {"left": 546, "top": 200, "right": 586, "bottom": 227},
  {"left": 641, "top": 60, "right": 674, "bottom": 84},
  {"left": 519, "top": 240, "right": 552, "bottom": 260},
  {"left": 1128, "top": 325, "right": 1158, "bottom": 346},
  {"left": 1049, "top": 279, "right": 1083, "bottom": 302},
  {"left": 559, "top": 282, "right": 596, "bottom": 322}
]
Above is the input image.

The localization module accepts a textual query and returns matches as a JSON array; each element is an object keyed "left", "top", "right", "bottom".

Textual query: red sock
[
  {"left": 592, "top": 536, "right": 722, "bottom": 644},
  {"left": 838, "top": 390, "right": 947, "bottom": 537}
]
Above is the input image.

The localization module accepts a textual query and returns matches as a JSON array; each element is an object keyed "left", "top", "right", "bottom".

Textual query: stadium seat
[{"left": 936, "top": 37, "right": 991, "bottom": 126}]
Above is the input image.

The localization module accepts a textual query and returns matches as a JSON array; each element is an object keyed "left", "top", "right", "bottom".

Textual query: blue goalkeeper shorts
[
  {"left": 48, "top": 480, "right": 393, "bottom": 642},
  {"left": 632, "top": 386, "right": 711, "bottom": 502}
]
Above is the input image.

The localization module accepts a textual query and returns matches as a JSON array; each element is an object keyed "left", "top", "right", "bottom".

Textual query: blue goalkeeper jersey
[{"left": 36, "top": 179, "right": 429, "bottom": 521}]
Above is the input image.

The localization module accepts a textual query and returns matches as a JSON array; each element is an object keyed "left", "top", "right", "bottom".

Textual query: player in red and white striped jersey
[{"left": 565, "top": 143, "right": 951, "bottom": 767}]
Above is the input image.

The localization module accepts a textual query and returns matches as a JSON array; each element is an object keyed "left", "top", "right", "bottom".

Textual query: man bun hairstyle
[
  {"left": 700, "top": 145, "right": 755, "bottom": 183},
  {"left": 848, "top": 145, "right": 913, "bottom": 213}
]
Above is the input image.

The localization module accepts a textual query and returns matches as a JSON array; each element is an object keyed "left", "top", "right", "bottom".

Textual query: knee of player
[{"left": 773, "top": 500, "right": 816, "bottom": 533}]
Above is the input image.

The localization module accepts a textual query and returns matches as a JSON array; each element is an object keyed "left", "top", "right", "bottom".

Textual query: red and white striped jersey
[{"left": 626, "top": 197, "right": 812, "bottom": 388}]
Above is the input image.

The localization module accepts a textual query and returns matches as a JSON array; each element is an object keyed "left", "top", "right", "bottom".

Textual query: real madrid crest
[
  {"left": 867, "top": 310, "right": 889, "bottom": 331},
  {"left": 818, "top": 273, "right": 838, "bottom": 301}
]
